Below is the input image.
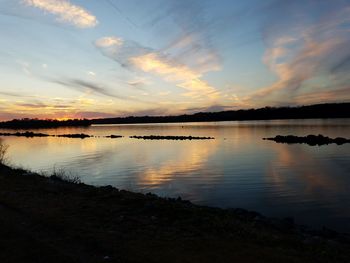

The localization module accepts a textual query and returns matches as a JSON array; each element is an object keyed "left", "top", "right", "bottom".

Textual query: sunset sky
[{"left": 0, "top": 0, "right": 349, "bottom": 120}]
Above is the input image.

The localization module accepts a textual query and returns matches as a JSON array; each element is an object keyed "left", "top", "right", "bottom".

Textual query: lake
[{"left": 2, "top": 119, "right": 350, "bottom": 232}]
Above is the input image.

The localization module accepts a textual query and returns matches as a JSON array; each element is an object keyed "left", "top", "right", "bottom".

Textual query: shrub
[
  {"left": 0, "top": 139, "right": 9, "bottom": 165},
  {"left": 50, "top": 167, "right": 81, "bottom": 184}
]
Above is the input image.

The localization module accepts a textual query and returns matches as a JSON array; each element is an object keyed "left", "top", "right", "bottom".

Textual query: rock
[{"left": 263, "top": 134, "right": 350, "bottom": 146}]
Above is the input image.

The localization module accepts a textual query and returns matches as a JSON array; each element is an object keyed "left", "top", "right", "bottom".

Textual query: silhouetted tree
[{"left": 92, "top": 103, "right": 350, "bottom": 125}]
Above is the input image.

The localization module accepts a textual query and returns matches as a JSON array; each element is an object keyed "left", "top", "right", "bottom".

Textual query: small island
[
  {"left": 56, "top": 133, "right": 91, "bottom": 139},
  {"left": 263, "top": 134, "right": 350, "bottom": 146},
  {"left": 130, "top": 135, "right": 214, "bottom": 140},
  {"left": 0, "top": 131, "right": 50, "bottom": 137}
]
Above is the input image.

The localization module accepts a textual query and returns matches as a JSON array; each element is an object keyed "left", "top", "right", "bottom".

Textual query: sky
[{"left": 0, "top": 0, "right": 349, "bottom": 120}]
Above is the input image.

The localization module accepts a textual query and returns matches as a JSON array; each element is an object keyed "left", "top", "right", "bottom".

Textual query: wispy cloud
[
  {"left": 16, "top": 60, "right": 32, "bottom": 76},
  {"left": 73, "top": 111, "right": 114, "bottom": 119},
  {"left": 93, "top": 2, "right": 224, "bottom": 101},
  {"left": 94, "top": 37, "right": 152, "bottom": 67},
  {"left": 130, "top": 52, "right": 218, "bottom": 97},
  {"left": 0, "top": 91, "right": 34, "bottom": 98},
  {"left": 22, "top": 0, "right": 98, "bottom": 28},
  {"left": 148, "top": 1, "right": 222, "bottom": 74},
  {"left": 95, "top": 37, "right": 123, "bottom": 48},
  {"left": 246, "top": 1, "right": 350, "bottom": 105},
  {"left": 293, "top": 87, "right": 350, "bottom": 105},
  {"left": 52, "top": 78, "right": 126, "bottom": 100},
  {"left": 0, "top": 94, "right": 123, "bottom": 120},
  {"left": 127, "top": 77, "right": 151, "bottom": 89},
  {"left": 87, "top": 71, "right": 96, "bottom": 76},
  {"left": 15, "top": 101, "right": 72, "bottom": 109},
  {"left": 95, "top": 36, "right": 220, "bottom": 99}
]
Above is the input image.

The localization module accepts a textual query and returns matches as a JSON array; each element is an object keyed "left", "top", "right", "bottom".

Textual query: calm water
[{"left": 2, "top": 119, "right": 350, "bottom": 232}]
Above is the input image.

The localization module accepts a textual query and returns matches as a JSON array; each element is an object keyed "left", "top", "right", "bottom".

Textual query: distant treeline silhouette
[
  {"left": 1, "top": 103, "right": 349, "bottom": 128},
  {"left": 93, "top": 103, "right": 350, "bottom": 125},
  {"left": 0, "top": 118, "right": 91, "bottom": 129}
]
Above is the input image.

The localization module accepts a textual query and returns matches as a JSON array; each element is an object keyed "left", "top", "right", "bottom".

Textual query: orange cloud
[
  {"left": 95, "top": 37, "right": 123, "bottom": 48},
  {"left": 22, "top": 0, "right": 98, "bottom": 28},
  {"left": 130, "top": 53, "right": 219, "bottom": 99}
]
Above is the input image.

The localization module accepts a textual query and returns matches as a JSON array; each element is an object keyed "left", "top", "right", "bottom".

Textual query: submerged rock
[
  {"left": 56, "top": 133, "right": 91, "bottom": 139},
  {"left": 105, "top": 135, "right": 123, "bottom": 139}
]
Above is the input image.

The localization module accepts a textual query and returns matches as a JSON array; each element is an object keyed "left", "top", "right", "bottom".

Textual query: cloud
[
  {"left": 246, "top": 1, "right": 350, "bottom": 105},
  {"left": 22, "top": 0, "right": 98, "bottom": 28},
  {"left": 293, "top": 87, "right": 350, "bottom": 105},
  {"left": 87, "top": 71, "right": 96, "bottom": 76},
  {"left": 73, "top": 111, "right": 114, "bottom": 119},
  {"left": 147, "top": 1, "right": 223, "bottom": 73},
  {"left": 15, "top": 101, "right": 72, "bottom": 109},
  {"left": 331, "top": 55, "right": 350, "bottom": 74},
  {"left": 16, "top": 60, "right": 32, "bottom": 76},
  {"left": 130, "top": 52, "right": 219, "bottom": 99},
  {"left": 127, "top": 77, "right": 151, "bottom": 89},
  {"left": 94, "top": 37, "right": 152, "bottom": 67},
  {"left": 130, "top": 53, "right": 199, "bottom": 82},
  {"left": 0, "top": 91, "right": 34, "bottom": 98},
  {"left": 52, "top": 78, "right": 126, "bottom": 100},
  {"left": 0, "top": 94, "right": 120, "bottom": 120},
  {"left": 93, "top": 2, "right": 224, "bottom": 101},
  {"left": 95, "top": 36, "right": 219, "bottom": 99},
  {"left": 95, "top": 37, "right": 123, "bottom": 48}
]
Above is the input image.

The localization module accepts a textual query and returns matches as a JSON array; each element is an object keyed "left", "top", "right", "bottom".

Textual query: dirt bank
[{"left": 0, "top": 164, "right": 349, "bottom": 263}]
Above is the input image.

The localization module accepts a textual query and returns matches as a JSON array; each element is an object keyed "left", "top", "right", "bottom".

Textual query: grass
[
  {"left": 49, "top": 167, "right": 82, "bottom": 184},
  {"left": 0, "top": 138, "right": 9, "bottom": 165}
]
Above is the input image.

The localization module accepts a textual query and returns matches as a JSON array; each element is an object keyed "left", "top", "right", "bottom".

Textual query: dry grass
[
  {"left": 0, "top": 138, "right": 9, "bottom": 165},
  {"left": 49, "top": 167, "right": 81, "bottom": 184}
]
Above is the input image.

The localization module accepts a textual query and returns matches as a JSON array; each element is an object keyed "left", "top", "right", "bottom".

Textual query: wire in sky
[{"left": 103, "top": 0, "right": 139, "bottom": 28}]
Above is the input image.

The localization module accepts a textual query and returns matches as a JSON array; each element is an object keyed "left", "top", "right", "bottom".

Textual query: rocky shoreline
[{"left": 0, "top": 164, "right": 350, "bottom": 262}]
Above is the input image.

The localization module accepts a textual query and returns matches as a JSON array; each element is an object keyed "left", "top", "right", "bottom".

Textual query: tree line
[{"left": 93, "top": 103, "right": 350, "bottom": 125}]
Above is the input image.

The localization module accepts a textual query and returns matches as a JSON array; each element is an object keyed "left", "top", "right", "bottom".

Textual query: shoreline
[
  {"left": 1, "top": 117, "right": 349, "bottom": 130},
  {"left": 0, "top": 103, "right": 349, "bottom": 129},
  {"left": 1, "top": 164, "right": 350, "bottom": 262}
]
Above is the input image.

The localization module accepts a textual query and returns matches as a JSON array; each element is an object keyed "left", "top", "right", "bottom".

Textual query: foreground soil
[{"left": 0, "top": 164, "right": 349, "bottom": 263}]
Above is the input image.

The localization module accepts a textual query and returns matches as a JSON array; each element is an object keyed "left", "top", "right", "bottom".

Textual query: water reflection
[
  {"left": 266, "top": 143, "right": 350, "bottom": 229},
  {"left": 267, "top": 144, "right": 341, "bottom": 191},
  {"left": 2, "top": 119, "right": 350, "bottom": 232},
  {"left": 136, "top": 140, "right": 219, "bottom": 188}
]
